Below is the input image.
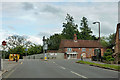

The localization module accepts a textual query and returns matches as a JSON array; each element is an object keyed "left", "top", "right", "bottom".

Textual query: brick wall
[
  {"left": 64, "top": 47, "right": 105, "bottom": 59},
  {"left": 115, "top": 24, "right": 120, "bottom": 53}
]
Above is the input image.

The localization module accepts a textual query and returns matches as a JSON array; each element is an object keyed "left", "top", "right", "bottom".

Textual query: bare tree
[{"left": 6, "top": 35, "right": 32, "bottom": 49}]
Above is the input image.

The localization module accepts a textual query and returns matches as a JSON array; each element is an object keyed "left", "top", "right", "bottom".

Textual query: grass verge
[{"left": 76, "top": 60, "right": 120, "bottom": 71}]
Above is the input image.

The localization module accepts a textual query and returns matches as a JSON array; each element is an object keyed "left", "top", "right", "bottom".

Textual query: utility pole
[
  {"left": 1, "top": 41, "right": 7, "bottom": 71},
  {"left": 93, "top": 22, "right": 101, "bottom": 61}
]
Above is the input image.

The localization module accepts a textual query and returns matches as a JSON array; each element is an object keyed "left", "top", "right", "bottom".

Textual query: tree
[
  {"left": 100, "top": 33, "right": 115, "bottom": 48},
  {"left": 6, "top": 35, "right": 32, "bottom": 49},
  {"left": 103, "top": 49, "right": 115, "bottom": 62},
  {"left": 62, "top": 14, "right": 79, "bottom": 39},
  {"left": 47, "top": 34, "right": 64, "bottom": 50},
  {"left": 79, "top": 17, "right": 96, "bottom": 40},
  {"left": 8, "top": 45, "right": 25, "bottom": 59},
  {"left": 100, "top": 36, "right": 109, "bottom": 48},
  {"left": 28, "top": 44, "right": 43, "bottom": 55},
  {"left": 106, "top": 33, "right": 115, "bottom": 48},
  {"left": 0, "top": 35, "right": 34, "bottom": 58}
]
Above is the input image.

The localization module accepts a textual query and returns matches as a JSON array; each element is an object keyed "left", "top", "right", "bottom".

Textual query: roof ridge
[
  {"left": 60, "top": 39, "right": 103, "bottom": 48},
  {"left": 61, "top": 39, "right": 98, "bottom": 41}
]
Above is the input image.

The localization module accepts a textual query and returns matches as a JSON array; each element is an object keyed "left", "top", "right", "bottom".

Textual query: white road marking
[
  {"left": 53, "top": 62, "right": 66, "bottom": 69},
  {"left": 70, "top": 71, "right": 87, "bottom": 78},
  {"left": 53, "top": 62, "right": 58, "bottom": 65},
  {"left": 60, "top": 66, "right": 66, "bottom": 70}
]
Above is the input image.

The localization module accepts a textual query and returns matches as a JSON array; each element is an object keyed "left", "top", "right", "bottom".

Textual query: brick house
[
  {"left": 113, "top": 23, "right": 120, "bottom": 63},
  {"left": 59, "top": 34, "right": 105, "bottom": 59}
]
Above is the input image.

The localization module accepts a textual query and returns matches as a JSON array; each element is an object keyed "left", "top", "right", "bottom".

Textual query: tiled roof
[{"left": 59, "top": 39, "right": 103, "bottom": 49}]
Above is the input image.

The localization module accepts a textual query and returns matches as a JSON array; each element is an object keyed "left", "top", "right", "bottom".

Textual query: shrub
[
  {"left": 104, "top": 49, "right": 113, "bottom": 56},
  {"left": 108, "top": 58, "right": 115, "bottom": 61},
  {"left": 103, "top": 49, "right": 115, "bottom": 62}
]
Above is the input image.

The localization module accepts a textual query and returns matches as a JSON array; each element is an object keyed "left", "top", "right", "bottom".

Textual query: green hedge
[{"left": 76, "top": 60, "right": 120, "bottom": 70}]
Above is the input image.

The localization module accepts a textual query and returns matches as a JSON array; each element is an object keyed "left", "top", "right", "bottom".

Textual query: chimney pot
[{"left": 74, "top": 34, "right": 77, "bottom": 42}]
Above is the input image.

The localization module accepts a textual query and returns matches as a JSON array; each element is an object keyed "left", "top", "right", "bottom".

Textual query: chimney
[{"left": 74, "top": 34, "right": 77, "bottom": 42}]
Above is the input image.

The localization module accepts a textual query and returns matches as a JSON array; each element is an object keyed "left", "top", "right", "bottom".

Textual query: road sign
[
  {"left": 43, "top": 44, "right": 48, "bottom": 50},
  {"left": 25, "top": 49, "right": 28, "bottom": 51},
  {"left": 2, "top": 41, "right": 6, "bottom": 46}
]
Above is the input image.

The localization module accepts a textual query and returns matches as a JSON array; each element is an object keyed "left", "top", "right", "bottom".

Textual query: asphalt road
[{"left": 2, "top": 59, "right": 119, "bottom": 78}]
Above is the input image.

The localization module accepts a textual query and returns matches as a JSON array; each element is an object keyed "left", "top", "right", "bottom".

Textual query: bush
[
  {"left": 106, "top": 56, "right": 114, "bottom": 61},
  {"left": 108, "top": 58, "right": 114, "bottom": 61},
  {"left": 104, "top": 49, "right": 113, "bottom": 56},
  {"left": 103, "top": 49, "right": 115, "bottom": 62}
]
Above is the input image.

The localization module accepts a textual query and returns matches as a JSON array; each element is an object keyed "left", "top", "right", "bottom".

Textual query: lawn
[{"left": 76, "top": 60, "right": 120, "bottom": 71}]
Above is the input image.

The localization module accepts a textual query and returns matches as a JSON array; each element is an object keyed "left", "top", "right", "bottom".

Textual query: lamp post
[
  {"left": 93, "top": 22, "right": 100, "bottom": 41},
  {"left": 93, "top": 21, "right": 101, "bottom": 61}
]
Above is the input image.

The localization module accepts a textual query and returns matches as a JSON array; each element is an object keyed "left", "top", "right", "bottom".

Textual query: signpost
[
  {"left": 25, "top": 48, "right": 28, "bottom": 57},
  {"left": 43, "top": 36, "right": 48, "bottom": 61},
  {"left": 2, "top": 41, "right": 6, "bottom": 46},
  {"left": 1, "top": 41, "right": 7, "bottom": 71}
]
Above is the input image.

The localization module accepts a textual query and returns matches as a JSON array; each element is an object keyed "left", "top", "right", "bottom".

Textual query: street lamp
[
  {"left": 93, "top": 22, "right": 100, "bottom": 41},
  {"left": 93, "top": 21, "right": 101, "bottom": 61}
]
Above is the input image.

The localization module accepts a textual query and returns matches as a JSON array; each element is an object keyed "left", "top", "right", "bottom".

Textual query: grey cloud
[
  {"left": 118, "top": 1, "right": 120, "bottom": 23},
  {"left": 38, "top": 32, "right": 51, "bottom": 38},
  {"left": 6, "top": 26, "right": 16, "bottom": 31},
  {"left": 42, "top": 5, "right": 63, "bottom": 14},
  {"left": 91, "top": 22, "right": 115, "bottom": 37},
  {"left": 101, "top": 27, "right": 113, "bottom": 35},
  {"left": 22, "top": 2, "right": 34, "bottom": 11}
]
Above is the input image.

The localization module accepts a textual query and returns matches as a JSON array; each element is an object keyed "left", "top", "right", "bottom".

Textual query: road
[{"left": 2, "top": 59, "right": 119, "bottom": 79}]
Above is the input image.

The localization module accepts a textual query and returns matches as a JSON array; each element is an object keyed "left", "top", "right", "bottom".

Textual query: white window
[
  {"left": 82, "top": 48, "right": 86, "bottom": 52},
  {"left": 67, "top": 48, "right": 72, "bottom": 52}
]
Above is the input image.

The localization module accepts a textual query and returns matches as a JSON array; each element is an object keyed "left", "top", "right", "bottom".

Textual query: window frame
[
  {"left": 82, "top": 48, "right": 86, "bottom": 52},
  {"left": 67, "top": 48, "right": 72, "bottom": 52}
]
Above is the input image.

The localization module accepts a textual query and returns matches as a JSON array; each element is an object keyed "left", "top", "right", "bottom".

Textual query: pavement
[
  {"left": 0, "top": 59, "right": 23, "bottom": 79},
  {"left": 2, "top": 59, "right": 119, "bottom": 79}
]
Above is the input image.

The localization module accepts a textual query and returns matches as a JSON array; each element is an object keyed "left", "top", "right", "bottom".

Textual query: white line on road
[
  {"left": 53, "top": 62, "right": 66, "bottom": 70},
  {"left": 59, "top": 66, "right": 66, "bottom": 70},
  {"left": 70, "top": 71, "right": 87, "bottom": 78},
  {"left": 53, "top": 62, "right": 58, "bottom": 65}
]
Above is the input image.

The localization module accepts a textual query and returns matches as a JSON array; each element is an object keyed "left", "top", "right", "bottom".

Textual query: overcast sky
[{"left": 0, "top": 0, "right": 119, "bottom": 46}]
